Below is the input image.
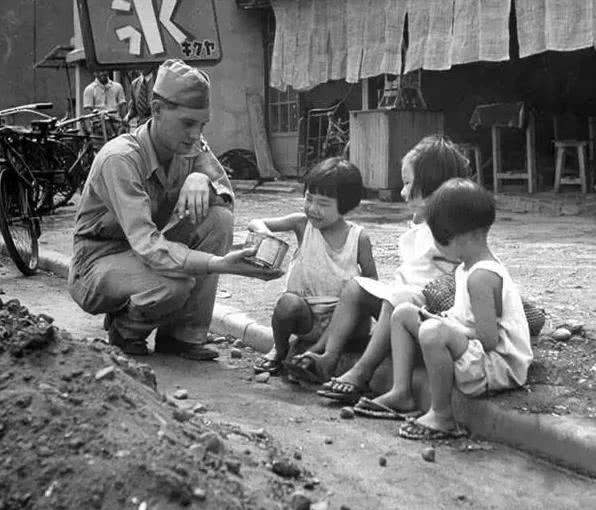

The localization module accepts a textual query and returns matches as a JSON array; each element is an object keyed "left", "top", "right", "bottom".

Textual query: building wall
[
  {"left": 202, "top": 4, "right": 265, "bottom": 156},
  {"left": 1, "top": 1, "right": 265, "bottom": 158},
  {"left": 0, "top": 0, "right": 74, "bottom": 117}
]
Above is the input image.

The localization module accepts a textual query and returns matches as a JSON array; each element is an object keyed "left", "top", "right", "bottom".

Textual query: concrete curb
[{"left": 30, "top": 247, "right": 596, "bottom": 478}]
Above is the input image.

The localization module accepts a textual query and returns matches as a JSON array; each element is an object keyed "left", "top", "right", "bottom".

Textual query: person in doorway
[
  {"left": 124, "top": 67, "right": 156, "bottom": 127},
  {"left": 83, "top": 70, "right": 127, "bottom": 119},
  {"left": 69, "top": 59, "right": 282, "bottom": 359}
]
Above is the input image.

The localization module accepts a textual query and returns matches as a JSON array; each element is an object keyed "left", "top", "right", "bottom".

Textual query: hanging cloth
[
  {"left": 404, "top": 0, "right": 430, "bottom": 74},
  {"left": 450, "top": 0, "right": 510, "bottom": 66},
  {"left": 515, "top": 0, "right": 593, "bottom": 59},
  {"left": 346, "top": 0, "right": 367, "bottom": 83},
  {"left": 380, "top": 0, "right": 407, "bottom": 76},
  {"left": 423, "top": 0, "right": 454, "bottom": 71},
  {"left": 326, "top": 0, "right": 347, "bottom": 80},
  {"left": 361, "top": 3, "right": 386, "bottom": 79}
]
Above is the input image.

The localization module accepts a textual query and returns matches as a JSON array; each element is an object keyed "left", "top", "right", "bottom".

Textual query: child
[
  {"left": 250, "top": 157, "right": 378, "bottom": 376},
  {"left": 383, "top": 178, "right": 533, "bottom": 439},
  {"left": 292, "top": 136, "right": 468, "bottom": 400}
]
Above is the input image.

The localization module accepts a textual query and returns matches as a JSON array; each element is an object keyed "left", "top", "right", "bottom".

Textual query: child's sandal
[{"left": 253, "top": 356, "right": 284, "bottom": 376}]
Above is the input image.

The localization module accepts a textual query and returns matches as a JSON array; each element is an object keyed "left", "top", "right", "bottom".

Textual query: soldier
[{"left": 69, "top": 59, "right": 281, "bottom": 359}]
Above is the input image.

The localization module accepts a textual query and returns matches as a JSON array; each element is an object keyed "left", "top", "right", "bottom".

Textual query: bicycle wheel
[
  {"left": 37, "top": 139, "right": 79, "bottom": 211},
  {"left": 0, "top": 168, "right": 39, "bottom": 275}
]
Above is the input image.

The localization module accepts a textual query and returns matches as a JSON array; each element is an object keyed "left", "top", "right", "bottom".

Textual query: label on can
[{"left": 255, "top": 237, "right": 280, "bottom": 266}]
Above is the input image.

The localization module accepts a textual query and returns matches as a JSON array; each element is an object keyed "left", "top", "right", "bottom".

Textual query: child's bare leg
[
  {"left": 308, "top": 327, "right": 329, "bottom": 354},
  {"left": 309, "top": 280, "right": 381, "bottom": 375},
  {"left": 331, "top": 288, "right": 422, "bottom": 390},
  {"left": 327, "top": 301, "right": 393, "bottom": 391},
  {"left": 265, "top": 293, "right": 312, "bottom": 361},
  {"left": 372, "top": 303, "right": 421, "bottom": 411},
  {"left": 415, "top": 320, "right": 469, "bottom": 431}
]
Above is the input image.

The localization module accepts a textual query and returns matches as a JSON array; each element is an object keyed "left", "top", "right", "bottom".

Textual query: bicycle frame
[{"left": 0, "top": 128, "right": 39, "bottom": 190}]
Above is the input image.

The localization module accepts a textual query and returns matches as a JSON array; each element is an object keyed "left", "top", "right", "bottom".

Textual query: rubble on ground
[{"left": 0, "top": 296, "right": 323, "bottom": 509}]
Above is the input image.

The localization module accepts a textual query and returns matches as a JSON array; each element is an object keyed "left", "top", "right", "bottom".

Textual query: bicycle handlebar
[
  {"left": 0, "top": 102, "right": 54, "bottom": 117},
  {"left": 56, "top": 110, "right": 122, "bottom": 129}
]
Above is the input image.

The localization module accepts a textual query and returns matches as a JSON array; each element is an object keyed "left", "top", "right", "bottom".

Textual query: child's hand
[
  {"left": 418, "top": 307, "right": 443, "bottom": 322},
  {"left": 247, "top": 219, "right": 272, "bottom": 235}
]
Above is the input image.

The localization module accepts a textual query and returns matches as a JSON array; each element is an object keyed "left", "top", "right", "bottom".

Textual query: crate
[{"left": 349, "top": 109, "right": 444, "bottom": 196}]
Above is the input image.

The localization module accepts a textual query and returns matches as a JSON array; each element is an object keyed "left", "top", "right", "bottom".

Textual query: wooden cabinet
[{"left": 349, "top": 109, "right": 444, "bottom": 199}]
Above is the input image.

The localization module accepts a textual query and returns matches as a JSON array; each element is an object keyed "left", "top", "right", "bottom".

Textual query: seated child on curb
[
  {"left": 379, "top": 178, "right": 532, "bottom": 440},
  {"left": 249, "top": 157, "right": 378, "bottom": 375},
  {"left": 294, "top": 136, "right": 468, "bottom": 393}
]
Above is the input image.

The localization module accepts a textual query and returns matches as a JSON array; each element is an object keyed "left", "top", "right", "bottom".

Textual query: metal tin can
[{"left": 244, "top": 232, "right": 289, "bottom": 269}]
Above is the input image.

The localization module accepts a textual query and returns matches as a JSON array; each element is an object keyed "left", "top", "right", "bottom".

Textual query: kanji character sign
[{"left": 77, "top": 0, "right": 221, "bottom": 69}]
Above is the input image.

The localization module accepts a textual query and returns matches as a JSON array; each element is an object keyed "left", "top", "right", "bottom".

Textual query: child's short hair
[
  {"left": 402, "top": 135, "right": 470, "bottom": 200},
  {"left": 304, "top": 157, "right": 363, "bottom": 214},
  {"left": 426, "top": 178, "right": 496, "bottom": 246}
]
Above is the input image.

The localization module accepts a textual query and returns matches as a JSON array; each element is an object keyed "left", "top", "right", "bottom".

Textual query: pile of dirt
[{"left": 0, "top": 296, "right": 324, "bottom": 510}]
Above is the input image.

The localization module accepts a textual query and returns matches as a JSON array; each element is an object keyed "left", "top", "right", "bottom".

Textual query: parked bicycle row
[{"left": 0, "top": 102, "right": 124, "bottom": 274}]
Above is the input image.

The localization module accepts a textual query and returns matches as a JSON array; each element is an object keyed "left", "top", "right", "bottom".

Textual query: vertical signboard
[{"left": 77, "top": 0, "right": 221, "bottom": 69}]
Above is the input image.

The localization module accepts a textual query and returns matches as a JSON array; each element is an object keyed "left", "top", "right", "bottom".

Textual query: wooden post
[
  {"left": 246, "top": 92, "right": 279, "bottom": 179},
  {"left": 75, "top": 64, "right": 82, "bottom": 118},
  {"left": 361, "top": 78, "right": 369, "bottom": 110},
  {"left": 525, "top": 112, "right": 536, "bottom": 193},
  {"left": 589, "top": 117, "right": 596, "bottom": 189},
  {"left": 474, "top": 146, "right": 482, "bottom": 186},
  {"left": 491, "top": 125, "right": 501, "bottom": 193},
  {"left": 577, "top": 144, "right": 588, "bottom": 194},
  {"left": 554, "top": 144, "right": 565, "bottom": 193}
]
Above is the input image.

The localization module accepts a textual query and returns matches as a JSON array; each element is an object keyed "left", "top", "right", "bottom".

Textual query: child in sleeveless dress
[
  {"left": 250, "top": 158, "right": 378, "bottom": 376},
  {"left": 384, "top": 179, "right": 533, "bottom": 440}
]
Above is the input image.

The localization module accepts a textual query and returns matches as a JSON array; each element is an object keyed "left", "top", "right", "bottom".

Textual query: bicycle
[
  {"left": 0, "top": 102, "right": 53, "bottom": 275},
  {"left": 27, "top": 109, "right": 123, "bottom": 213},
  {"left": 39, "top": 110, "right": 110, "bottom": 211}
]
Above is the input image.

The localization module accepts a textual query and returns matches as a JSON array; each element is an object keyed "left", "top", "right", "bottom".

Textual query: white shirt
[{"left": 83, "top": 78, "right": 126, "bottom": 113}]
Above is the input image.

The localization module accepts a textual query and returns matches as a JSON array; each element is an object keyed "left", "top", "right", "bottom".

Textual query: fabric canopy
[{"left": 270, "top": 0, "right": 596, "bottom": 91}]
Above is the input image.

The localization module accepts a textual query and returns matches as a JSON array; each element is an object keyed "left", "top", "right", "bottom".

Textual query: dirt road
[{"left": 2, "top": 258, "right": 595, "bottom": 510}]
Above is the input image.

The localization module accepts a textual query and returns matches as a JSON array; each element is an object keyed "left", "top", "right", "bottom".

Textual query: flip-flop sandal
[
  {"left": 353, "top": 397, "right": 422, "bottom": 421},
  {"left": 398, "top": 419, "right": 468, "bottom": 441},
  {"left": 316, "top": 380, "right": 372, "bottom": 405},
  {"left": 283, "top": 353, "right": 326, "bottom": 384},
  {"left": 253, "top": 356, "right": 283, "bottom": 376}
]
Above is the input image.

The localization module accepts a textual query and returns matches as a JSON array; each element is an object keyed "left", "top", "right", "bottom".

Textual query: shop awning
[{"left": 270, "top": 0, "right": 596, "bottom": 91}]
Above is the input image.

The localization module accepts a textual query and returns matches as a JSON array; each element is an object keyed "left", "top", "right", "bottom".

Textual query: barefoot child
[
  {"left": 293, "top": 136, "right": 468, "bottom": 400},
  {"left": 382, "top": 179, "right": 532, "bottom": 439},
  {"left": 250, "top": 158, "right": 377, "bottom": 375}
]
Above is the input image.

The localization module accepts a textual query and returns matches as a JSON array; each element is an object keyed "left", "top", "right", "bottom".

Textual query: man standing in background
[
  {"left": 83, "top": 70, "right": 127, "bottom": 119},
  {"left": 125, "top": 67, "right": 156, "bottom": 127}
]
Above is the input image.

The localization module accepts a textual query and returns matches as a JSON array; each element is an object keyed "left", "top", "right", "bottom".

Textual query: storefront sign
[{"left": 77, "top": 0, "right": 221, "bottom": 69}]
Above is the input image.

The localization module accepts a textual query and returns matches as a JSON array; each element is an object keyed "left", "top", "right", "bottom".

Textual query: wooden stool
[
  {"left": 457, "top": 143, "right": 483, "bottom": 185},
  {"left": 553, "top": 140, "right": 588, "bottom": 193}
]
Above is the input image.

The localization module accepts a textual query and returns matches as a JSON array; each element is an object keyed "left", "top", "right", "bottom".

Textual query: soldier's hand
[
  {"left": 177, "top": 173, "right": 211, "bottom": 223},
  {"left": 208, "top": 248, "right": 284, "bottom": 281}
]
